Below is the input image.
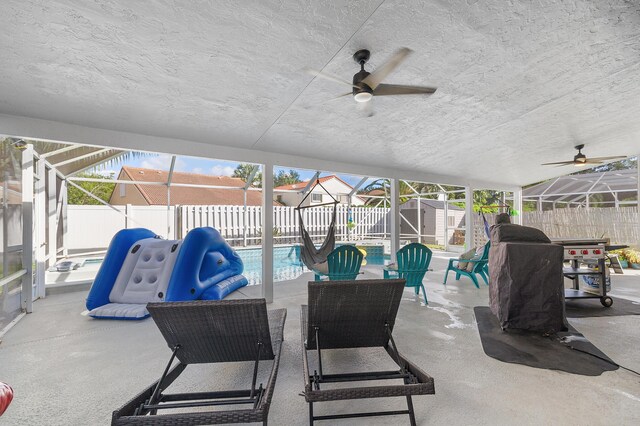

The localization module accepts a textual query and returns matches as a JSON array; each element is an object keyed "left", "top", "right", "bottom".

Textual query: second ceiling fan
[{"left": 306, "top": 47, "right": 437, "bottom": 114}]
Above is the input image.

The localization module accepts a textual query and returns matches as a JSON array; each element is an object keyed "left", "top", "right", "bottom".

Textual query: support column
[
  {"left": 464, "top": 186, "right": 474, "bottom": 249},
  {"left": 34, "top": 158, "right": 46, "bottom": 299},
  {"left": 513, "top": 188, "right": 523, "bottom": 225},
  {"left": 47, "top": 167, "right": 57, "bottom": 269},
  {"left": 390, "top": 179, "right": 400, "bottom": 258},
  {"left": 416, "top": 194, "right": 422, "bottom": 244},
  {"left": 61, "top": 180, "right": 68, "bottom": 256},
  {"left": 2, "top": 172, "right": 8, "bottom": 278},
  {"left": 261, "top": 163, "right": 274, "bottom": 303},
  {"left": 21, "top": 145, "right": 34, "bottom": 313}
]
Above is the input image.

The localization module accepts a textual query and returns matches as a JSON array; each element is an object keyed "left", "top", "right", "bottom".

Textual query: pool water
[{"left": 237, "top": 245, "right": 389, "bottom": 286}]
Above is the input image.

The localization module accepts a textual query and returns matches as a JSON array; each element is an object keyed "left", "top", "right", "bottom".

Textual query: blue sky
[{"left": 97, "top": 152, "right": 370, "bottom": 187}]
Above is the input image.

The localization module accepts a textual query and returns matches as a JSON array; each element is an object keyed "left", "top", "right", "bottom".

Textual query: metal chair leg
[{"left": 406, "top": 395, "right": 417, "bottom": 426}]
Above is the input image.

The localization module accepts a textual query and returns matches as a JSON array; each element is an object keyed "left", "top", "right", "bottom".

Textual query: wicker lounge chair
[
  {"left": 112, "top": 299, "right": 287, "bottom": 425},
  {"left": 301, "top": 279, "right": 435, "bottom": 425}
]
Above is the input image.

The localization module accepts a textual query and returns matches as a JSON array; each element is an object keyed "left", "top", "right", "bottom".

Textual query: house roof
[
  {"left": 117, "top": 166, "right": 278, "bottom": 206},
  {"left": 274, "top": 175, "right": 352, "bottom": 191}
]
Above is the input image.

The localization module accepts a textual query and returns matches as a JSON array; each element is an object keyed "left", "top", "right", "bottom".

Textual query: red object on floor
[{"left": 0, "top": 382, "right": 13, "bottom": 416}]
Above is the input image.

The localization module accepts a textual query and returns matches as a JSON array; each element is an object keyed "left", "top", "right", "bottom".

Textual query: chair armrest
[{"left": 394, "top": 268, "right": 432, "bottom": 273}]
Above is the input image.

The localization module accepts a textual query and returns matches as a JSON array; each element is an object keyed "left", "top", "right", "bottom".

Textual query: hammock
[
  {"left": 298, "top": 204, "right": 337, "bottom": 270},
  {"left": 296, "top": 178, "right": 339, "bottom": 270}
]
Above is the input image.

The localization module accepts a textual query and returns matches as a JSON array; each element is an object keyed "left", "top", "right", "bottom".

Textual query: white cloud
[
  {"left": 210, "top": 165, "right": 235, "bottom": 176},
  {"left": 192, "top": 167, "right": 204, "bottom": 174},
  {"left": 140, "top": 155, "right": 186, "bottom": 171}
]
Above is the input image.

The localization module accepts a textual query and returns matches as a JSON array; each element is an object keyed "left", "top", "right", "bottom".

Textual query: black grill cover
[{"left": 488, "top": 224, "right": 567, "bottom": 332}]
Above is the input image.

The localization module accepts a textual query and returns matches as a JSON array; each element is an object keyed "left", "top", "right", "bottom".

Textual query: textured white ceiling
[{"left": 1, "top": 0, "right": 639, "bottom": 186}]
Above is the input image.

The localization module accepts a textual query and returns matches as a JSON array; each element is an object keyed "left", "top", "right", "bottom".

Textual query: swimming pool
[{"left": 237, "top": 244, "right": 389, "bottom": 286}]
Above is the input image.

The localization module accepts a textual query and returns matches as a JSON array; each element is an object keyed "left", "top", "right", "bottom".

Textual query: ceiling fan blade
[
  {"left": 587, "top": 155, "right": 627, "bottom": 161},
  {"left": 304, "top": 67, "right": 358, "bottom": 89},
  {"left": 373, "top": 83, "right": 437, "bottom": 96},
  {"left": 361, "top": 47, "right": 412, "bottom": 90},
  {"left": 541, "top": 160, "right": 577, "bottom": 166},
  {"left": 324, "top": 92, "right": 352, "bottom": 103}
]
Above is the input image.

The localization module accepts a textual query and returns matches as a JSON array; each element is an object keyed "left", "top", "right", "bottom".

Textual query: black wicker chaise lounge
[
  {"left": 112, "top": 299, "right": 287, "bottom": 425},
  {"left": 301, "top": 279, "right": 435, "bottom": 425}
]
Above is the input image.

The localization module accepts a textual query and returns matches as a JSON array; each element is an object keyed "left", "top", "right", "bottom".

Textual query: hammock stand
[{"left": 295, "top": 179, "right": 339, "bottom": 270}]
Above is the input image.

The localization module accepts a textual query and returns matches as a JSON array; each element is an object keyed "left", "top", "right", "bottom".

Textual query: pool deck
[{"left": 2, "top": 252, "right": 639, "bottom": 425}]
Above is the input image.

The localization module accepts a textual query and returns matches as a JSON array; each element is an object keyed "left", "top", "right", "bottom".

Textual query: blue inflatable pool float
[{"left": 86, "top": 227, "right": 248, "bottom": 320}]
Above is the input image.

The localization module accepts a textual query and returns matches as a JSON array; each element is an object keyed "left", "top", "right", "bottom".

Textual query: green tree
[
  {"left": 67, "top": 172, "right": 116, "bottom": 205},
  {"left": 232, "top": 164, "right": 262, "bottom": 187},
  {"left": 274, "top": 169, "right": 301, "bottom": 187}
]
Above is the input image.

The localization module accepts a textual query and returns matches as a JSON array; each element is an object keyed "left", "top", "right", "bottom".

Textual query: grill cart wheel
[{"left": 600, "top": 296, "right": 613, "bottom": 308}]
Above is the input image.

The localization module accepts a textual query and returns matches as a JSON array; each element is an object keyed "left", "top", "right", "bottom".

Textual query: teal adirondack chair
[
  {"left": 314, "top": 245, "right": 364, "bottom": 281},
  {"left": 384, "top": 243, "right": 432, "bottom": 304},
  {"left": 443, "top": 242, "right": 490, "bottom": 289}
]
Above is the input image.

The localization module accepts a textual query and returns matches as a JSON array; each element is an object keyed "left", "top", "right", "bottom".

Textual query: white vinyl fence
[
  {"left": 523, "top": 208, "right": 640, "bottom": 246},
  {"left": 471, "top": 209, "right": 640, "bottom": 247},
  {"left": 66, "top": 204, "right": 389, "bottom": 251},
  {"left": 177, "top": 205, "right": 389, "bottom": 245},
  {"left": 67, "top": 205, "right": 175, "bottom": 251}
]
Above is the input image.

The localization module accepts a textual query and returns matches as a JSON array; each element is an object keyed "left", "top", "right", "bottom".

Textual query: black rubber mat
[
  {"left": 474, "top": 306, "right": 618, "bottom": 376},
  {"left": 565, "top": 297, "right": 640, "bottom": 318}
]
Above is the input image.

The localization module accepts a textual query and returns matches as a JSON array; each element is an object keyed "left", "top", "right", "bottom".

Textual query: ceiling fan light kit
[
  {"left": 541, "top": 144, "right": 626, "bottom": 167},
  {"left": 305, "top": 47, "right": 437, "bottom": 113}
]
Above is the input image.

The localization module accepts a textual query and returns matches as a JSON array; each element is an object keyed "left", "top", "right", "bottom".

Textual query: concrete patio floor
[{"left": 1, "top": 253, "right": 639, "bottom": 425}]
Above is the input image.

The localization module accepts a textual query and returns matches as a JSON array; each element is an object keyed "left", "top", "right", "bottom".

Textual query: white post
[
  {"left": 262, "top": 163, "right": 274, "bottom": 303},
  {"left": 2, "top": 173, "right": 8, "bottom": 277},
  {"left": 514, "top": 188, "right": 523, "bottom": 225},
  {"left": 34, "top": 158, "right": 46, "bottom": 299},
  {"left": 443, "top": 192, "right": 449, "bottom": 250},
  {"left": 465, "top": 186, "right": 474, "bottom": 249},
  {"left": 47, "top": 167, "right": 57, "bottom": 268},
  {"left": 21, "top": 145, "right": 34, "bottom": 313},
  {"left": 125, "top": 204, "right": 132, "bottom": 229},
  {"left": 416, "top": 194, "right": 422, "bottom": 244},
  {"left": 61, "top": 180, "right": 68, "bottom": 256},
  {"left": 390, "top": 179, "right": 400, "bottom": 258}
]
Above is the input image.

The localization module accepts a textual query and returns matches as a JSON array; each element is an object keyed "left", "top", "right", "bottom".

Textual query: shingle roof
[
  {"left": 274, "top": 175, "right": 351, "bottom": 191},
  {"left": 118, "top": 166, "right": 278, "bottom": 206}
]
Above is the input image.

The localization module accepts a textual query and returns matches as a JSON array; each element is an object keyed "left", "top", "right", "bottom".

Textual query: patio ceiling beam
[
  {"left": 301, "top": 171, "right": 320, "bottom": 194},
  {"left": 51, "top": 148, "right": 112, "bottom": 168},
  {"left": 39, "top": 144, "right": 80, "bottom": 159},
  {"left": 349, "top": 176, "right": 368, "bottom": 197},
  {"left": 243, "top": 165, "right": 259, "bottom": 190},
  {"left": 401, "top": 180, "right": 421, "bottom": 196},
  {"left": 67, "top": 176, "right": 262, "bottom": 191},
  {"left": 0, "top": 114, "right": 520, "bottom": 191},
  {"left": 166, "top": 155, "right": 176, "bottom": 187},
  {"left": 65, "top": 151, "right": 125, "bottom": 178}
]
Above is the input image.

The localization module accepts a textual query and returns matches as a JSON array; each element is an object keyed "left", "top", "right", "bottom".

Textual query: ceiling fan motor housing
[{"left": 352, "top": 69, "right": 373, "bottom": 100}]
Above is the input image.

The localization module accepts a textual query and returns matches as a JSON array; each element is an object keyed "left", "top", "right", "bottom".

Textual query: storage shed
[{"left": 400, "top": 199, "right": 466, "bottom": 247}]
